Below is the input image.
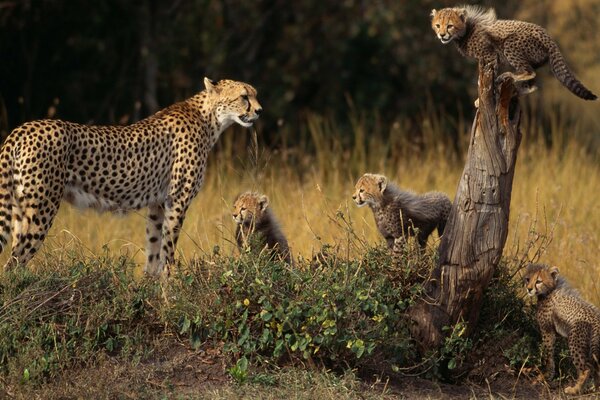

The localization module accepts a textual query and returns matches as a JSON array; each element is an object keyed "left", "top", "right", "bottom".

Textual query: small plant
[
  {"left": 441, "top": 321, "right": 472, "bottom": 371},
  {"left": 229, "top": 356, "right": 249, "bottom": 383}
]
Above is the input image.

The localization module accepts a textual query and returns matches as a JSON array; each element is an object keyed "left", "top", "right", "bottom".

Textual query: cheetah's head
[
  {"left": 233, "top": 191, "right": 269, "bottom": 227},
  {"left": 205, "top": 78, "right": 262, "bottom": 129},
  {"left": 430, "top": 8, "right": 467, "bottom": 44},
  {"left": 523, "top": 263, "right": 559, "bottom": 298},
  {"left": 352, "top": 173, "right": 388, "bottom": 208}
]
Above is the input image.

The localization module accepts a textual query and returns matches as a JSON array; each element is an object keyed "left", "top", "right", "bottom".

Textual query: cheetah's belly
[
  {"left": 63, "top": 182, "right": 168, "bottom": 213},
  {"left": 64, "top": 184, "right": 122, "bottom": 212}
]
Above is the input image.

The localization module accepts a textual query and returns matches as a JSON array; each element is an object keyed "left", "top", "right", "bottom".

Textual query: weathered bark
[{"left": 410, "top": 61, "right": 522, "bottom": 350}]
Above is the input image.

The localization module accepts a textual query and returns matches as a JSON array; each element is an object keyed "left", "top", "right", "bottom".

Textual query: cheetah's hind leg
[
  {"left": 565, "top": 369, "right": 590, "bottom": 395},
  {"left": 496, "top": 70, "right": 536, "bottom": 85},
  {"left": 565, "top": 323, "right": 593, "bottom": 394}
]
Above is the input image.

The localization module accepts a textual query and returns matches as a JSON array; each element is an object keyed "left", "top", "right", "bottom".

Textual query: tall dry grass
[{"left": 2, "top": 105, "right": 599, "bottom": 303}]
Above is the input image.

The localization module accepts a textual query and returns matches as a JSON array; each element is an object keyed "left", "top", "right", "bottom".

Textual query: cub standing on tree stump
[
  {"left": 232, "top": 191, "right": 292, "bottom": 264},
  {"left": 352, "top": 173, "right": 451, "bottom": 249},
  {"left": 524, "top": 263, "right": 600, "bottom": 395},
  {"left": 430, "top": 5, "right": 597, "bottom": 100}
]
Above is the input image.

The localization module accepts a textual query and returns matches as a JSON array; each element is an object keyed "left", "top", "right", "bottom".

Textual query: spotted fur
[
  {"left": 431, "top": 6, "right": 597, "bottom": 100},
  {"left": 0, "top": 78, "right": 262, "bottom": 276},
  {"left": 352, "top": 173, "right": 451, "bottom": 249},
  {"left": 524, "top": 263, "right": 600, "bottom": 394},
  {"left": 232, "top": 191, "right": 291, "bottom": 264}
]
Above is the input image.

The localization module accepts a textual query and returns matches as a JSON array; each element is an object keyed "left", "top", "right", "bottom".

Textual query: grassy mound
[{"left": 0, "top": 245, "right": 562, "bottom": 397}]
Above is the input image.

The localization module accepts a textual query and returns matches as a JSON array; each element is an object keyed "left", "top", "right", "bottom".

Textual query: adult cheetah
[{"left": 0, "top": 78, "right": 262, "bottom": 276}]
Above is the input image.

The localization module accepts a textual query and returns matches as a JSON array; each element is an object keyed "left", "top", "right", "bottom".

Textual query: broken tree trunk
[{"left": 410, "top": 61, "right": 522, "bottom": 350}]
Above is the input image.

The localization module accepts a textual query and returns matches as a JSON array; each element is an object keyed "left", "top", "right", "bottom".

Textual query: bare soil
[{"left": 3, "top": 339, "right": 599, "bottom": 399}]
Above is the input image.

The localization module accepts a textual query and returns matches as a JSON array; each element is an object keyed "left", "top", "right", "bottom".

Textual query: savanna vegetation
[{"left": 0, "top": 0, "right": 599, "bottom": 398}]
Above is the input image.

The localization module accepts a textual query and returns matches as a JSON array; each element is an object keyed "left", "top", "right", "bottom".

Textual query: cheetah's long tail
[
  {"left": 548, "top": 42, "right": 597, "bottom": 100},
  {"left": 0, "top": 144, "right": 13, "bottom": 254}
]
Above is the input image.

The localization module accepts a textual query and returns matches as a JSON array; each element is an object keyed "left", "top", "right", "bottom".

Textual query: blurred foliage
[{"left": 0, "top": 0, "right": 598, "bottom": 145}]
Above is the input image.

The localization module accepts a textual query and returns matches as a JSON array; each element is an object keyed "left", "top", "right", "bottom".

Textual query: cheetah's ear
[
  {"left": 377, "top": 175, "right": 388, "bottom": 193},
  {"left": 258, "top": 195, "right": 269, "bottom": 212},
  {"left": 549, "top": 265, "right": 559, "bottom": 280},
  {"left": 430, "top": 9, "right": 437, "bottom": 18},
  {"left": 458, "top": 9, "right": 466, "bottom": 22},
  {"left": 204, "top": 77, "right": 220, "bottom": 94}
]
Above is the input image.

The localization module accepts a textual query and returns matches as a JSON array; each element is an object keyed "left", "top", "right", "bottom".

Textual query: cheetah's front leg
[
  {"left": 157, "top": 194, "right": 193, "bottom": 277},
  {"left": 144, "top": 205, "right": 165, "bottom": 276},
  {"left": 540, "top": 329, "right": 557, "bottom": 381}
]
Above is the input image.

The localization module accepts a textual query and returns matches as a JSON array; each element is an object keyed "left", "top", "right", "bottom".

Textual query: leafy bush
[{"left": 163, "top": 243, "right": 433, "bottom": 370}]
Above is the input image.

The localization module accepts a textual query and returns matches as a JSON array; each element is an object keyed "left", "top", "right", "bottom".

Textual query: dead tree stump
[{"left": 410, "top": 62, "right": 522, "bottom": 350}]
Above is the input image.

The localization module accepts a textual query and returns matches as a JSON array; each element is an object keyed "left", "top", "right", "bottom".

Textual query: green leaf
[
  {"left": 180, "top": 316, "right": 191, "bottom": 334},
  {"left": 260, "top": 310, "right": 273, "bottom": 321},
  {"left": 448, "top": 358, "right": 457, "bottom": 370}
]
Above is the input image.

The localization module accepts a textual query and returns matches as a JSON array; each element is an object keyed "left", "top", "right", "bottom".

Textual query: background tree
[{"left": 1, "top": 0, "right": 596, "bottom": 149}]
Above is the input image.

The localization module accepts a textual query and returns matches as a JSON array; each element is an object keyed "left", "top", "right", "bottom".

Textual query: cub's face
[
  {"left": 205, "top": 78, "right": 262, "bottom": 128},
  {"left": 523, "top": 264, "right": 559, "bottom": 297},
  {"left": 232, "top": 192, "right": 269, "bottom": 226},
  {"left": 352, "top": 173, "right": 388, "bottom": 208},
  {"left": 431, "top": 8, "right": 467, "bottom": 44}
]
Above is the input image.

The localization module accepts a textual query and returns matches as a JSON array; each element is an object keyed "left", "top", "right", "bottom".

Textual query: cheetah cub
[
  {"left": 232, "top": 192, "right": 291, "bottom": 264},
  {"left": 524, "top": 263, "right": 600, "bottom": 395},
  {"left": 431, "top": 6, "right": 597, "bottom": 100},
  {"left": 352, "top": 173, "right": 451, "bottom": 249}
]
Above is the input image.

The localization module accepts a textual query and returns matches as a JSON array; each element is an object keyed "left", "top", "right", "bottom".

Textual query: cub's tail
[
  {"left": 0, "top": 143, "right": 13, "bottom": 254},
  {"left": 548, "top": 42, "right": 597, "bottom": 100}
]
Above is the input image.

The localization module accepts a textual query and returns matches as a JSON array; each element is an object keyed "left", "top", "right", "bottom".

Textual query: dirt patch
[
  {"left": 3, "top": 339, "right": 230, "bottom": 399},
  {"left": 4, "top": 339, "right": 600, "bottom": 399}
]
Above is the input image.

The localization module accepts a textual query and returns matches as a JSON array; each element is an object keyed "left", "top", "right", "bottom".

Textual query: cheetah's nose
[
  {"left": 255, "top": 108, "right": 263, "bottom": 115},
  {"left": 352, "top": 195, "right": 357, "bottom": 200}
]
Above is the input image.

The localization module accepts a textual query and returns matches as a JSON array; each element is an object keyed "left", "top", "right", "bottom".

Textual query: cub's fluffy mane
[{"left": 459, "top": 5, "right": 497, "bottom": 27}]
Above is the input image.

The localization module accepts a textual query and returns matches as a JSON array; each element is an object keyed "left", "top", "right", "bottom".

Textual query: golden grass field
[{"left": 2, "top": 109, "right": 598, "bottom": 304}]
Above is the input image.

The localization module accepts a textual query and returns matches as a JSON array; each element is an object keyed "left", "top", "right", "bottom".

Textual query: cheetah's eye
[
  {"left": 435, "top": 24, "right": 440, "bottom": 28},
  {"left": 359, "top": 189, "right": 364, "bottom": 193},
  {"left": 447, "top": 24, "right": 453, "bottom": 29},
  {"left": 536, "top": 279, "right": 542, "bottom": 284},
  {"left": 241, "top": 94, "right": 249, "bottom": 101},
  {"left": 240, "top": 207, "right": 246, "bottom": 212}
]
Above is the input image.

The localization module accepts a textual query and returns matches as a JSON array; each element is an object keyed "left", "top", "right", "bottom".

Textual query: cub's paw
[
  {"left": 495, "top": 72, "right": 514, "bottom": 85},
  {"left": 564, "top": 385, "right": 580, "bottom": 395}
]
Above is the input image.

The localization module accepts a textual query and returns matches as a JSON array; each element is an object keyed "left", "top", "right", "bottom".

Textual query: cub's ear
[
  {"left": 204, "top": 77, "right": 219, "bottom": 94},
  {"left": 258, "top": 195, "right": 269, "bottom": 212},
  {"left": 458, "top": 9, "right": 466, "bottom": 22},
  {"left": 549, "top": 265, "right": 559, "bottom": 280},
  {"left": 377, "top": 175, "right": 388, "bottom": 193},
  {"left": 430, "top": 9, "right": 437, "bottom": 18}
]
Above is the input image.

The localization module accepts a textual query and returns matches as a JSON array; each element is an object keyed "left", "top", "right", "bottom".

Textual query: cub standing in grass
[
  {"left": 524, "top": 263, "right": 600, "bottom": 395},
  {"left": 232, "top": 191, "right": 292, "bottom": 264},
  {"left": 0, "top": 78, "right": 262, "bottom": 276},
  {"left": 431, "top": 5, "right": 597, "bottom": 100},
  {"left": 352, "top": 173, "right": 451, "bottom": 249}
]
